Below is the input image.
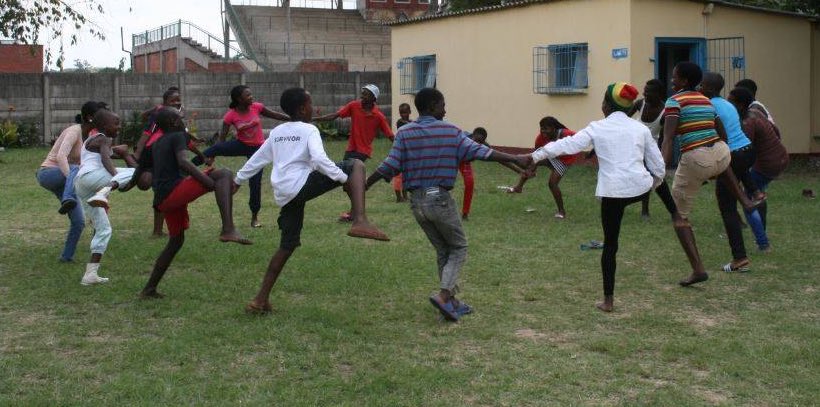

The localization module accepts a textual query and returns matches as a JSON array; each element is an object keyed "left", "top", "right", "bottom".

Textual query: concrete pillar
[
  {"left": 355, "top": 72, "right": 361, "bottom": 96},
  {"left": 112, "top": 75, "right": 121, "bottom": 114},
  {"left": 240, "top": 72, "right": 246, "bottom": 86},
  {"left": 299, "top": 73, "right": 304, "bottom": 88},
  {"left": 178, "top": 72, "right": 185, "bottom": 98},
  {"left": 42, "top": 73, "right": 51, "bottom": 145}
]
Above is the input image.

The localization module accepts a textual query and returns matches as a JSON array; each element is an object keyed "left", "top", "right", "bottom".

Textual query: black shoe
[{"left": 58, "top": 199, "right": 76, "bottom": 215}]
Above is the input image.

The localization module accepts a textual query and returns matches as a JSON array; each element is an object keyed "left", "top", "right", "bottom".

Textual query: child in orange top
[{"left": 508, "top": 116, "right": 582, "bottom": 219}]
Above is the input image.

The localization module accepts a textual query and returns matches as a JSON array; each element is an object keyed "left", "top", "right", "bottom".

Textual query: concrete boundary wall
[{"left": 0, "top": 71, "right": 391, "bottom": 144}]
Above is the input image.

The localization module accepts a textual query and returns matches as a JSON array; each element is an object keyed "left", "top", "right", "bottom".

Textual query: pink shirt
[
  {"left": 41, "top": 124, "right": 83, "bottom": 176},
  {"left": 223, "top": 102, "right": 265, "bottom": 147}
]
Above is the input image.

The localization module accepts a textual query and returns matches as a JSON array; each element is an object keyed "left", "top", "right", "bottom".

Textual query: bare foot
[
  {"left": 596, "top": 295, "right": 613, "bottom": 312},
  {"left": 139, "top": 289, "right": 165, "bottom": 299},
  {"left": 679, "top": 272, "right": 709, "bottom": 287},
  {"left": 219, "top": 231, "right": 253, "bottom": 245},
  {"left": 245, "top": 301, "right": 272, "bottom": 315},
  {"left": 347, "top": 225, "right": 390, "bottom": 241}
]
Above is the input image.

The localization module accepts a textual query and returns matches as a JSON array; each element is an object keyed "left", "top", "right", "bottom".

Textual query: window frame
[
  {"left": 533, "top": 42, "right": 589, "bottom": 95},
  {"left": 398, "top": 54, "right": 437, "bottom": 95}
]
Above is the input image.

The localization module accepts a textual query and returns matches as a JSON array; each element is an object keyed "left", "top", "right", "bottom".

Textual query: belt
[{"left": 409, "top": 186, "right": 450, "bottom": 196}]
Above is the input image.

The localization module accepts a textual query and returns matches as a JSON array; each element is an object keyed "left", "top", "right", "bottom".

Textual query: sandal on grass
[{"left": 722, "top": 260, "right": 750, "bottom": 273}]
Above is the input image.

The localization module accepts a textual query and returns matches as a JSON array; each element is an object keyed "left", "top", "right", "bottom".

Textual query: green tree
[
  {"left": 73, "top": 58, "right": 92, "bottom": 71},
  {"left": 0, "top": 0, "right": 106, "bottom": 70}
]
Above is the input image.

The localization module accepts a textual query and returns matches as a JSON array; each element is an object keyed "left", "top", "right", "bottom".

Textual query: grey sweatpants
[{"left": 410, "top": 187, "right": 468, "bottom": 294}]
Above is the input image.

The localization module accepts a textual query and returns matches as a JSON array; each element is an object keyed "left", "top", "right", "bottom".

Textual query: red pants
[{"left": 459, "top": 162, "right": 474, "bottom": 216}]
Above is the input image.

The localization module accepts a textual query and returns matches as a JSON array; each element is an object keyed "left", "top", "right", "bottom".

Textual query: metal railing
[
  {"left": 132, "top": 20, "right": 245, "bottom": 60},
  {"left": 230, "top": 0, "right": 357, "bottom": 9},
  {"left": 223, "top": 1, "right": 273, "bottom": 70}
]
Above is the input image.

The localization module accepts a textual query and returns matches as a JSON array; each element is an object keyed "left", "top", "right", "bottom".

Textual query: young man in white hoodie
[{"left": 235, "top": 87, "right": 389, "bottom": 314}]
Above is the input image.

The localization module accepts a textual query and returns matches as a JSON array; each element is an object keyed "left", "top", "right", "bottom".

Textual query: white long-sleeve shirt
[
  {"left": 531, "top": 111, "right": 665, "bottom": 199},
  {"left": 234, "top": 121, "right": 348, "bottom": 207}
]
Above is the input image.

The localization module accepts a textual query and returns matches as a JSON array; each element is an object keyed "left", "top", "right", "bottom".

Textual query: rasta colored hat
[
  {"left": 605, "top": 82, "right": 639, "bottom": 110},
  {"left": 362, "top": 84, "right": 380, "bottom": 100}
]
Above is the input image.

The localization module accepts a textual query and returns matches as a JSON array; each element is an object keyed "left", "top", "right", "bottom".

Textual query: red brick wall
[
  {"left": 184, "top": 58, "right": 208, "bottom": 72},
  {"left": 0, "top": 44, "right": 44, "bottom": 73},
  {"left": 163, "top": 49, "right": 177, "bottom": 73},
  {"left": 296, "top": 59, "right": 347, "bottom": 72},
  {"left": 207, "top": 61, "right": 246, "bottom": 73},
  {"left": 134, "top": 55, "right": 145, "bottom": 73},
  {"left": 147, "top": 53, "right": 161, "bottom": 72}
]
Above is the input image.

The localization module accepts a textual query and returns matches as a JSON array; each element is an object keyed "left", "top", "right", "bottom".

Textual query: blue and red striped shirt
[{"left": 375, "top": 116, "right": 492, "bottom": 190}]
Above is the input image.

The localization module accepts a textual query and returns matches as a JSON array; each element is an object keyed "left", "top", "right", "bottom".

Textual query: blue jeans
[
  {"left": 37, "top": 166, "right": 84, "bottom": 261},
  {"left": 195, "top": 139, "right": 262, "bottom": 214},
  {"left": 743, "top": 168, "right": 772, "bottom": 249}
]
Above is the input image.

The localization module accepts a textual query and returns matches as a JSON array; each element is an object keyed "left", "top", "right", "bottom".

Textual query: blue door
[{"left": 655, "top": 37, "right": 707, "bottom": 96}]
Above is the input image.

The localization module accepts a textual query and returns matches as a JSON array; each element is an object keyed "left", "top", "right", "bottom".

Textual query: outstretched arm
[
  {"left": 366, "top": 171, "right": 387, "bottom": 190},
  {"left": 314, "top": 112, "right": 340, "bottom": 122},
  {"left": 260, "top": 107, "right": 290, "bottom": 121},
  {"left": 487, "top": 150, "right": 532, "bottom": 169}
]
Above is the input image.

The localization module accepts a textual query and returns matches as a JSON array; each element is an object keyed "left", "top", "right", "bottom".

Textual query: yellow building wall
[
  {"left": 390, "top": 0, "right": 633, "bottom": 148},
  {"left": 391, "top": 0, "right": 816, "bottom": 153},
  {"left": 629, "top": 0, "right": 813, "bottom": 153}
]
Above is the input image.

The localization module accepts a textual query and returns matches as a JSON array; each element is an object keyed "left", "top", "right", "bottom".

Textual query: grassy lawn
[{"left": 1, "top": 140, "right": 818, "bottom": 406}]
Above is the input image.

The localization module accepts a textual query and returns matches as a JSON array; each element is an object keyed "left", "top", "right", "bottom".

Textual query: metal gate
[{"left": 707, "top": 37, "right": 746, "bottom": 97}]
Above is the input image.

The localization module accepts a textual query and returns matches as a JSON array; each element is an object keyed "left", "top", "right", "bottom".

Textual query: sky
[{"left": 47, "top": 0, "right": 357, "bottom": 70}]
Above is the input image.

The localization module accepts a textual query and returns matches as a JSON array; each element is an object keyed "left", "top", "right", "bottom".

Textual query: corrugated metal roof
[{"left": 385, "top": 0, "right": 818, "bottom": 26}]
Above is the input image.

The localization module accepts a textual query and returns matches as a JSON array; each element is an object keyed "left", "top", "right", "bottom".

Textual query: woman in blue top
[{"left": 699, "top": 72, "right": 763, "bottom": 273}]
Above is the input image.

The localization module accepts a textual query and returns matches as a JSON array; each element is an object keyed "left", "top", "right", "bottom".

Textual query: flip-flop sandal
[
  {"left": 429, "top": 295, "right": 459, "bottom": 322},
  {"left": 347, "top": 227, "right": 390, "bottom": 241},
  {"left": 219, "top": 235, "right": 254, "bottom": 245},
  {"left": 554, "top": 213, "right": 565, "bottom": 219},
  {"left": 338, "top": 212, "right": 354, "bottom": 222},
  {"left": 722, "top": 261, "right": 750, "bottom": 273}
]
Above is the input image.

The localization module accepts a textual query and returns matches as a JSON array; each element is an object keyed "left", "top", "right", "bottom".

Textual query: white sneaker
[
  {"left": 81, "top": 274, "right": 110, "bottom": 286},
  {"left": 88, "top": 186, "right": 112, "bottom": 209},
  {"left": 80, "top": 263, "right": 109, "bottom": 286}
]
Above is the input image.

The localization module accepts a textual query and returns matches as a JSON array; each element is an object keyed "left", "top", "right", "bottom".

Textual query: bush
[
  {"left": 16, "top": 117, "right": 42, "bottom": 147},
  {"left": 118, "top": 111, "right": 145, "bottom": 147}
]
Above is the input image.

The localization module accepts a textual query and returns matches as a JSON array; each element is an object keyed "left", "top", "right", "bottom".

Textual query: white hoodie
[{"left": 234, "top": 121, "right": 348, "bottom": 207}]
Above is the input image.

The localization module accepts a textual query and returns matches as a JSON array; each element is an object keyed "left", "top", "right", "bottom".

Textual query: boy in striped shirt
[{"left": 366, "top": 88, "right": 530, "bottom": 322}]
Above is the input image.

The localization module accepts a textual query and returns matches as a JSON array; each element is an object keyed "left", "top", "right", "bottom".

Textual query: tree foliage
[
  {"left": 0, "top": 0, "right": 105, "bottom": 70},
  {"left": 445, "top": 0, "right": 818, "bottom": 15},
  {"left": 725, "top": 0, "right": 819, "bottom": 15}
]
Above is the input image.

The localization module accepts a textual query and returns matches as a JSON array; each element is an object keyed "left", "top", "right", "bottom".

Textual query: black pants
[
  {"left": 654, "top": 180, "right": 678, "bottom": 216},
  {"left": 193, "top": 140, "right": 263, "bottom": 214},
  {"left": 601, "top": 192, "right": 650, "bottom": 296},
  {"left": 716, "top": 147, "right": 755, "bottom": 261}
]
